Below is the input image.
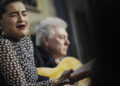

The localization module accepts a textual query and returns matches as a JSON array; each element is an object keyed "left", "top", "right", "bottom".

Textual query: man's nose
[{"left": 65, "top": 38, "right": 70, "bottom": 45}]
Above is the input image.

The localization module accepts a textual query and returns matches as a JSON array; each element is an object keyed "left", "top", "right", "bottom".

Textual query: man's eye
[{"left": 59, "top": 36, "right": 65, "bottom": 39}]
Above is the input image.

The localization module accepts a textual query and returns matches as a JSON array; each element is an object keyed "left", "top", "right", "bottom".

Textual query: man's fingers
[{"left": 60, "top": 69, "right": 74, "bottom": 78}]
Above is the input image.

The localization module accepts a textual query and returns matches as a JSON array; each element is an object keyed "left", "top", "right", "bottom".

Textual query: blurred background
[
  {"left": 22, "top": 0, "right": 99, "bottom": 63},
  {"left": 21, "top": 0, "right": 117, "bottom": 85}
]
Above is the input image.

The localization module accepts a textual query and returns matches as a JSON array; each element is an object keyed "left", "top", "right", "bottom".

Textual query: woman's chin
[
  {"left": 20, "top": 30, "right": 28, "bottom": 36},
  {"left": 15, "top": 33, "right": 27, "bottom": 40}
]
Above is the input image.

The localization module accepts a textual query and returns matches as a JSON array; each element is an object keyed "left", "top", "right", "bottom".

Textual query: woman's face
[{"left": 0, "top": 1, "right": 29, "bottom": 39}]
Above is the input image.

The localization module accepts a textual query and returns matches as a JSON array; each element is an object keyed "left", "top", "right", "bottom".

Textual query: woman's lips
[{"left": 17, "top": 25, "right": 26, "bottom": 30}]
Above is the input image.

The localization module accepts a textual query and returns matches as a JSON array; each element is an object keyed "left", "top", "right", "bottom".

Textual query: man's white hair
[{"left": 36, "top": 17, "right": 68, "bottom": 46}]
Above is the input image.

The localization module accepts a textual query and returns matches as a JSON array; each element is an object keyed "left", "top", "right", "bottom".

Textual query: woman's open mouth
[{"left": 17, "top": 24, "right": 26, "bottom": 30}]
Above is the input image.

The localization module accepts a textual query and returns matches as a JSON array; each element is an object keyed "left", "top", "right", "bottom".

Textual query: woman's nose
[{"left": 18, "top": 14, "right": 24, "bottom": 22}]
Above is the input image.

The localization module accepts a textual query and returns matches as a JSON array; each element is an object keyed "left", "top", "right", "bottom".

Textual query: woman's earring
[
  {"left": 46, "top": 44, "right": 48, "bottom": 47},
  {"left": 0, "top": 26, "right": 4, "bottom": 35},
  {"left": 0, "top": 26, "right": 2, "bottom": 29}
]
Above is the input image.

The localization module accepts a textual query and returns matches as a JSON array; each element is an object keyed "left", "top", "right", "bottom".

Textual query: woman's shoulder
[
  {"left": 0, "top": 35, "right": 11, "bottom": 44},
  {"left": 20, "top": 37, "right": 33, "bottom": 46},
  {"left": 0, "top": 35, "right": 13, "bottom": 51}
]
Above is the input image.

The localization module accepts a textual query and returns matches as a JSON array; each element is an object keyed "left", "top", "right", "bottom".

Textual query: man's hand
[
  {"left": 52, "top": 69, "right": 93, "bottom": 86},
  {"left": 69, "top": 71, "right": 93, "bottom": 85},
  {"left": 52, "top": 69, "right": 73, "bottom": 86}
]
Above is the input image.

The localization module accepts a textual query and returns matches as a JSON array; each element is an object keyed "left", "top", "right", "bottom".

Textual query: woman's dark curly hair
[
  {"left": 0, "top": 0, "right": 23, "bottom": 34},
  {"left": 0, "top": 0, "right": 23, "bottom": 19}
]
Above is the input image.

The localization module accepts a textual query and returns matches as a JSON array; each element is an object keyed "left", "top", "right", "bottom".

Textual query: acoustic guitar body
[{"left": 37, "top": 57, "right": 92, "bottom": 86}]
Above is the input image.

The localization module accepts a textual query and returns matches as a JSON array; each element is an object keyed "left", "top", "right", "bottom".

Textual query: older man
[
  {"left": 34, "top": 17, "right": 92, "bottom": 86},
  {"left": 34, "top": 17, "right": 70, "bottom": 68}
]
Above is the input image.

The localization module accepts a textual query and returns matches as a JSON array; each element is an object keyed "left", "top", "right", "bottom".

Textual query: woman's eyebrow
[
  {"left": 8, "top": 10, "right": 27, "bottom": 15},
  {"left": 22, "top": 10, "right": 28, "bottom": 13},
  {"left": 8, "top": 11, "right": 18, "bottom": 15}
]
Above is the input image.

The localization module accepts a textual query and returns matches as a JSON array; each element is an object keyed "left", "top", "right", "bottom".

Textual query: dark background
[{"left": 54, "top": 0, "right": 118, "bottom": 86}]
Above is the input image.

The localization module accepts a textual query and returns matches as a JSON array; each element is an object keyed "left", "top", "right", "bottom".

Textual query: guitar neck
[{"left": 72, "top": 58, "right": 97, "bottom": 74}]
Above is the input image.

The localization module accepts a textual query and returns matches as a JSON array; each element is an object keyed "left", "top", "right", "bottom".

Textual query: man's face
[
  {"left": 0, "top": 1, "right": 29, "bottom": 39},
  {"left": 46, "top": 27, "right": 70, "bottom": 58}
]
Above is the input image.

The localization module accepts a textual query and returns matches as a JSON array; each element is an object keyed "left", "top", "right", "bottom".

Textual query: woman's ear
[
  {"left": 43, "top": 37, "right": 49, "bottom": 47},
  {"left": 0, "top": 22, "right": 2, "bottom": 30},
  {"left": 0, "top": 20, "right": 3, "bottom": 27}
]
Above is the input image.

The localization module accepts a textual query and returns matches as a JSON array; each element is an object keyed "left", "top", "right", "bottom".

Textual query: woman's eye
[
  {"left": 10, "top": 14, "right": 17, "bottom": 17},
  {"left": 23, "top": 13, "right": 27, "bottom": 16},
  {"left": 22, "top": 11, "right": 28, "bottom": 16}
]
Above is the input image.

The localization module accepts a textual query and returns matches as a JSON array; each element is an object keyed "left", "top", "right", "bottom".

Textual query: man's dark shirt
[
  {"left": 34, "top": 46, "right": 57, "bottom": 67},
  {"left": 34, "top": 46, "right": 57, "bottom": 81}
]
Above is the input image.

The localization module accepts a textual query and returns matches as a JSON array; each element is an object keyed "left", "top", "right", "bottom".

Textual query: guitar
[{"left": 37, "top": 56, "right": 95, "bottom": 86}]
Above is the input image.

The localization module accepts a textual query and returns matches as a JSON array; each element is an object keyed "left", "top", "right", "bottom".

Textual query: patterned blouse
[{"left": 0, "top": 35, "right": 52, "bottom": 86}]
